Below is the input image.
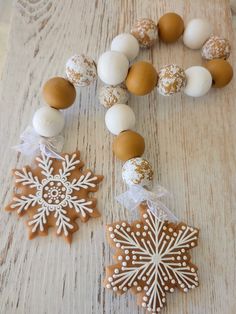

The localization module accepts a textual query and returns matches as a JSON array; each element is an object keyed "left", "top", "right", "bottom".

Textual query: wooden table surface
[{"left": 0, "top": 1, "right": 235, "bottom": 313}]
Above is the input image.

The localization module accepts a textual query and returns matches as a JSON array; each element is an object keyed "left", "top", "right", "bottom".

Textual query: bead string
[{"left": 22, "top": 13, "right": 233, "bottom": 188}]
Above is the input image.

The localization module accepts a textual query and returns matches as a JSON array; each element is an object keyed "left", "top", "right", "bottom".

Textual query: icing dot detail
[{"left": 104, "top": 207, "right": 199, "bottom": 313}]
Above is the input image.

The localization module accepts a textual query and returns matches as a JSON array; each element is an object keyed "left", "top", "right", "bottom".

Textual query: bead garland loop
[{"left": 30, "top": 12, "right": 233, "bottom": 188}]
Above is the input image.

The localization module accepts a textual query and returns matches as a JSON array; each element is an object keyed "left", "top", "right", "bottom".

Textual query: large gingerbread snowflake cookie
[
  {"left": 104, "top": 203, "right": 199, "bottom": 313},
  {"left": 5, "top": 151, "right": 103, "bottom": 243}
]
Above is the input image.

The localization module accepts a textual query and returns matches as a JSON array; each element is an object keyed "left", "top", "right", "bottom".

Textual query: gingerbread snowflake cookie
[
  {"left": 104, "top": 203, "right": 199, "bottom": 313},
  {"left": 5, "top": 151, "right": 103, "bottom": 243}
]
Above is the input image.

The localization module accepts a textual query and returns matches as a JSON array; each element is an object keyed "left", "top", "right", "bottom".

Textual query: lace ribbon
[
  {"left": 13, "top": 126, "right": 64, "bottom": 160},
  {"left": 116, "top": 185, "right": 178, "bottom": 222}
]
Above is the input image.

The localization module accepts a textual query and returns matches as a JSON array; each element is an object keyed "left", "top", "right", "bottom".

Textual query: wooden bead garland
[{"left": 30, "top": 11, "right": 233, "bottom": 190}]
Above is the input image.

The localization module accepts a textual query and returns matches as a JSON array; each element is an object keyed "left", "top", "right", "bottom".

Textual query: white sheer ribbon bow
[
  {"left": 116, "top": 185, "right": 178, "bottom": 222},
  {"left": 13, "top": 126, "right": 64, "bottom": 160}
]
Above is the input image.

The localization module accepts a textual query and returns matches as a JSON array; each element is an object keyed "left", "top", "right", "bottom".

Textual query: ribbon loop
[
  {"left": 116, "top": 185, "right": 178, "bottom": 222},
  {"left": 13, "top": 126, "right": 64, "bottom": 160}
]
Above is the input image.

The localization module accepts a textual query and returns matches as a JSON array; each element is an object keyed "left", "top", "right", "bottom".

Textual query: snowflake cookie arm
[
  {"left": 26, "top": 205, "right": 79, "bottom": 243},
  {"left": 170, "top": 222, "right": 199, "bottom": 250},
  {"left": 160, "top": 222, "right": 199, "bottom": 293},
  {"left": 6, "top": 193, "right": 39, "bottom": 216},
  {"left": 13, "top": 166, "right": 41, "bottom": 190},
  {"left": 5, "top": 167, "right": 41, "bottom": 216},
  {"left": 104, "top": 264, "right": 130, "bottom": 296},
  {"left": 69, "top": 170, "right": 103, "bottom": 192},
  {"left": 58, "top": 152, "right": 83, "bottom": 178},
  {"left": 58, "top": 152, "right": 103, "bottom": 192},
  {"left": 36, "top": 154, "right": 54, "bottom": 178},
  {"left": 104, "top": 221, "right": 152, "bottom": 296},
  {"left": 27, "top": 205, "right": 52, "bottom": 239},
  {"left": 67, "top": 196, "right": 100, "bottom": 222},
  {"left": 53, "top": 206, "right": 79, "bottom": 244}
]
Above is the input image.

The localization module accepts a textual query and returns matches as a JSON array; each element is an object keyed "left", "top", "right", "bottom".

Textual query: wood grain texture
[
  {"left": 0, "top": 0, "right": 235, "bottom": 313},
  {"left": 0, "top": 0, "right": 14, "bottom": 76}
]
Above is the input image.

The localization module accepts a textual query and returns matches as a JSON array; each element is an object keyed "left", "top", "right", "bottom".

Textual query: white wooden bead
[
  {"left": 184, "top": 66, "right": 212, "bottom": 97},
  {"left": 33, "top": 107, "right": 65, "bottom": 137},
  {"left": 183, "top": 19, "right": 212, "bottom": 49},
  {"left": 111, "top": 33, "right": 139, "bottom": 62},
  {"left": 105, "top": 104, "right": 135, "bottom": 135},
  {"left": 97, "top": 51, "right": 129, "bottom": 85}
]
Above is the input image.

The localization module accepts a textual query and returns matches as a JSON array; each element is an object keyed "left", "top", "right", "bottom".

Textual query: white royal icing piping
[
  {"left": 11, "top": 152, "right": 98, "bottom": 236},
  {"left": 106, "top": 209, "right": 199, "bottom": 313}
]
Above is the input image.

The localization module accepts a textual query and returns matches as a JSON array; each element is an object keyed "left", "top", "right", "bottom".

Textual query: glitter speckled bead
[
  {"left": 201, "top": 35, "right": 231, "bottom": 60},
  {"left": 122, "top": 157, "right": 153, "bottom": 188},
  {"left": 131, "top": 18, "right": 158, "bottom": 48},
  {"left": 66, "top": 54, "right": 97, "bottom": 87},
  {"left": 157, "top": 64, "right": 186, "bottom": 96},
  {"left": 98, "top": 85, "right": 129, "bottom": 108}
]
